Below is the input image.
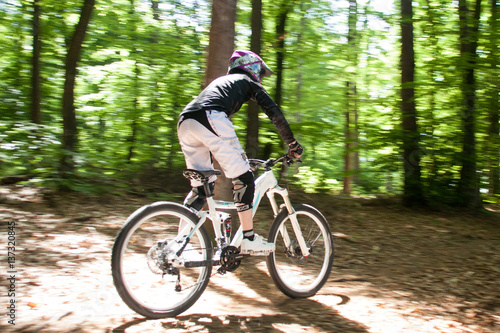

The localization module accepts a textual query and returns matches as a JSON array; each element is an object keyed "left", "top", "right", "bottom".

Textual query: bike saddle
[{"left": 183, "top": 169, "right": 222, "bottom": 182}]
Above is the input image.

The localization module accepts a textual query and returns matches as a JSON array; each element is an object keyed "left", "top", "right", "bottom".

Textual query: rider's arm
[{"left": 250, "top": 82, "right": 295, "bottom": 145}]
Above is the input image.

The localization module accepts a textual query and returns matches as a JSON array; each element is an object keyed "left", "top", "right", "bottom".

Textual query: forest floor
[{"left": 0, "top": 185, "right": 499, "bottom": 333}]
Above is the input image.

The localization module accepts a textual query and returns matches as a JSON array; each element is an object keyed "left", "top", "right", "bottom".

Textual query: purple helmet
[{"left": 228, "top": 50, "right": 274, "bottom": 82}]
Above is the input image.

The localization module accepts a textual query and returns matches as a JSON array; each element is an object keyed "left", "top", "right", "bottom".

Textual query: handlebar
[{"left": 249, "top": 154, "right": 302, "bottom": 172}]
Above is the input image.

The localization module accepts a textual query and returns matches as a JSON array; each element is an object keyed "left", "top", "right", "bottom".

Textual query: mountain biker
[{"left": 177, "top": 50, "right": 303, "bottom": 255}]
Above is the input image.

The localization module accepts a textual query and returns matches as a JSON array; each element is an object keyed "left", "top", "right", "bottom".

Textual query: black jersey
[{"left": 180, "top": 72, "right": 295, "bottom": 144}]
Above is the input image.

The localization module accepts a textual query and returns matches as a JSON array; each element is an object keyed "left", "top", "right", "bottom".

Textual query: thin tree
[
  {"left": 245, "top": 0, "right": 262, "bottom": 159},
  {"left": 487, "top": 0, "right": 499, "bottom": 196},
  {"left": 151, "top": 0, "right": 160, "bottom": 21},
  {"left": 422, "top": 0, "right": 441, "bottom": 193},
  {"left": 291, "top": 1, "right": 308, "bottom": 160},
  {"left": 457, "top": 0, "right": 482, "bottom": 209},
  {"left": 400, "top": 0, "right": 424, "bottom": 206},
  {"left": 205, "top": 0, "right": 237, "bottom": 201},
  {"left": 274, "top": 1, "right": 293, "bottom": 107},
  {"left": 31, "top": 0, "right": 41, "bottom": 124},
  {"left": 60, "top": 0, "right": 95, "bottom": 176},
  {"left": 127, "top": 0, "right": 140, "bottom": 163},
  {"left": 343, "top": 0, "right": 359, "bottom": 195}
]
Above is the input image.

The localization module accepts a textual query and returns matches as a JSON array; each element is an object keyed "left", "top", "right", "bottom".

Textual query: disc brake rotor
[{"left": 147, "top": 242, "right": 179, "bottom": 275}]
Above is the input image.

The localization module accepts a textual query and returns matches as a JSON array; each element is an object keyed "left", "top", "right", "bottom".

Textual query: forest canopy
[{"left": 0, "top": 0, "right": 498, "bottom": 209}]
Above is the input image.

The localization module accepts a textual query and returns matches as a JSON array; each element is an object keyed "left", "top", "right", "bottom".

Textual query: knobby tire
[{"left": 111, "top": 202, "right": 212, "bottom": 318}]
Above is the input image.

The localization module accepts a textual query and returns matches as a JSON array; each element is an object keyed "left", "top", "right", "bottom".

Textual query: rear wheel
[
  {"left": 266, "top": 204, "right": 334, "bottom": 298},
  {"left": 111, "top": 202, "right": 212, "bottom": 318}
]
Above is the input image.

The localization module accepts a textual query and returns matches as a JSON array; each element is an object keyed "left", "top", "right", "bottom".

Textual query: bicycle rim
[
  {"left": 267, "top": 204, "right": 333, "bottom": 298},
  {"left": 112, "top": 203, "right": 212, "bottom": 318}
]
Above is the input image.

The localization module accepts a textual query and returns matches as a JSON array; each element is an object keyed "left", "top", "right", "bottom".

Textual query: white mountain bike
[{"left": 111, "top": 155, "right": 334, "bottom": 318}]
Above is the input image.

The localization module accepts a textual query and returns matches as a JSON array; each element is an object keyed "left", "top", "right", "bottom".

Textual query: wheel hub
[
  {"left": 286, "top": 239, "right": 312, "bottom": 265},
  {"left": 147, "top": 241, "right": 179, "bottom": 275}
]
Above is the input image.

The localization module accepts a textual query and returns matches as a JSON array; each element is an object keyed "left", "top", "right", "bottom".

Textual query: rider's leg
[
  {"left": 232, "top": 171, "right": 256, "bottom": 237},
  {"left": 178, "top": 116, "right": 219, "bottom": 211},
  {"left": 238, "top": 208, "right": 253, "bottom": 232},
  {"left": 183, "top": 182, "right": 215, "bottom": 211},
  {"left": 240, "top": 209, "right": 275, "bottom": 254},
  {"left": 179, "top": 111, "right": 273, "bottom": 253},
  {"left": 233, "top": 172, "right": 274, "bottom": 254},
  {"left": 178, "top": 117, "right": 217, "bottom": 186}
]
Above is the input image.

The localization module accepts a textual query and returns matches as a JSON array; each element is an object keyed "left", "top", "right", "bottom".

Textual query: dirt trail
[{"left": 1, "top": 186, "right": 499, "bottom": 332}]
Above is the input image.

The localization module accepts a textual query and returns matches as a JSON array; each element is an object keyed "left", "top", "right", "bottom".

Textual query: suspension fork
[{"left": 267, "top": 187, "right": 310, "bottom": 257}]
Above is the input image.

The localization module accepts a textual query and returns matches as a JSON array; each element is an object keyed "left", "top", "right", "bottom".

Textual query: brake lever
[{"left": 283, "top": 156, "right": 302, "bottom": 167}]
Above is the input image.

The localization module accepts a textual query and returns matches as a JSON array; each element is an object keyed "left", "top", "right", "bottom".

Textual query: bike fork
[{"left": 267, "top": 187, "right": 310, "bottom": 257}]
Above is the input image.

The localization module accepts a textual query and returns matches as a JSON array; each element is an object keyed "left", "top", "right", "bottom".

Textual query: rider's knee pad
[
  {"left": 184, "top": 182, "right": 215, "bottom": 211},
  {"left": 232, "top": 171, "right": 255, "bottom": 212}
]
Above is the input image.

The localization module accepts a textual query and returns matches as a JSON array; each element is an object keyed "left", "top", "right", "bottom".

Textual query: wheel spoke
[
  {"left": 267, "top": 204, "right": 333, "bottom": 298},
  {"left": 112, "top": 203, "right": 212, "bottom": 318}
]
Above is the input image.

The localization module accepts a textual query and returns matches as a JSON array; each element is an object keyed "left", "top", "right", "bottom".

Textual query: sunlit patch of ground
[{"left": 0, "top": 185, "right": 499, "bottom": 332}]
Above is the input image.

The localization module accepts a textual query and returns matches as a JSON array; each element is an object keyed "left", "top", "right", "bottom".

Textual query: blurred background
[{"left": 0, "top": 0, "right": 498, "bottom": 210}]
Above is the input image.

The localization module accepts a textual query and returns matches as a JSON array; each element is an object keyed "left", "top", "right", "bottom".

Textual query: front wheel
[
  {"left": 266, "top": 204, "right": 334, "bottom": 298},
  {"left": 111, "top": 202, "right": 212, "bottom": 318}
]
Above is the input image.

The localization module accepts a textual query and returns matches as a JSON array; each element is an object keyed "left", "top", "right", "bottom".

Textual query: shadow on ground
[{"left": 1, "top": 186, "right": 499, "bottom": 332}]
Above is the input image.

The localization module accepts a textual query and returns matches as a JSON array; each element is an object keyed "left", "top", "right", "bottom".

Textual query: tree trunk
[
  {"left": 292, "top": 2, "right": 307, "bottom": 155},
  {"left": 274, "top": 1, "right": 293, "bottom": 179},
  {"left": 295, "top": 3, "right": 305, "bottom": 108},
  {"left": 127, "top": 60, "right": 140, "bottom": 162},
  {"left": 457, "top": 0, "right": 482, "bottom": 209},
  {"left": 245, "top": 0, "right": 262, "bottom": 159},
  {"left": 204, "top": 0, "right": 237, "bottom": 88},
  {"left": 151, "top": 0, "right": 160, "bottom": 21},
  {"left": 423, "top": 0, "right": 440, "bottom": 194},
  {"left": 487, "top": 0, "right": 499, "bottom": 196},
  {"left": 274, "top": 2, "right": 292, "bottom": 107},
  {"left": 205, "top": 0, "right": 237, "bottom": 201},
  {"left": 60, "top": 0, "right": 95, "bottom": 176},
  {"left": 400, "top": 0, "right": 424, "bottom": 206},
  {"left": 127, "top": 0, "right": 140, "bottom": 163},
  {"left": 343, "top": 0, "right": 358, "bottom": 195},
  {"left": 31, "top": 0, "right": 41, "bottom": 124}
]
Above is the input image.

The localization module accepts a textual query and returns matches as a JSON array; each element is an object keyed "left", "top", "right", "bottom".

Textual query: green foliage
[
  {"left": 292, "top": 165, "right": 343, "bottom": 194},
  {"left": 0, "top": 121, "right": 61, "bottom": 179},
  {"left": 0, "top": 0, "right": 498, "bottom": 205}
]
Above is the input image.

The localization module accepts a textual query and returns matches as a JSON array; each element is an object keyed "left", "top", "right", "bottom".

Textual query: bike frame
[{"left": 178, "top": 164, "right": 310, "bottom": 257}]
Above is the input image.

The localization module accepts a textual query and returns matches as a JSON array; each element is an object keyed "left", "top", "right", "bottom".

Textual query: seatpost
[{"left": 202, "top": 178, "right": 214, "bottom": 198}]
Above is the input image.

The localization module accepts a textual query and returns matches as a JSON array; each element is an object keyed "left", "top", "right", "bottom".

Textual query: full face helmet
[{"left": 228, "top": 50, "right": 274, "bottom": 82}]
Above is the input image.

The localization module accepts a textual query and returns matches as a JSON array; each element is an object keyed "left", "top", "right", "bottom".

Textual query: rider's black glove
[{"left": 288, "top": 141, "right": 303, "bottom": 159}]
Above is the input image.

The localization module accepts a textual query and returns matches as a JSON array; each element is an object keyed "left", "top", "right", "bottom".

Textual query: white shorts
[{"left": 177, "top": 110, "right": 250, "bottom": 187}]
